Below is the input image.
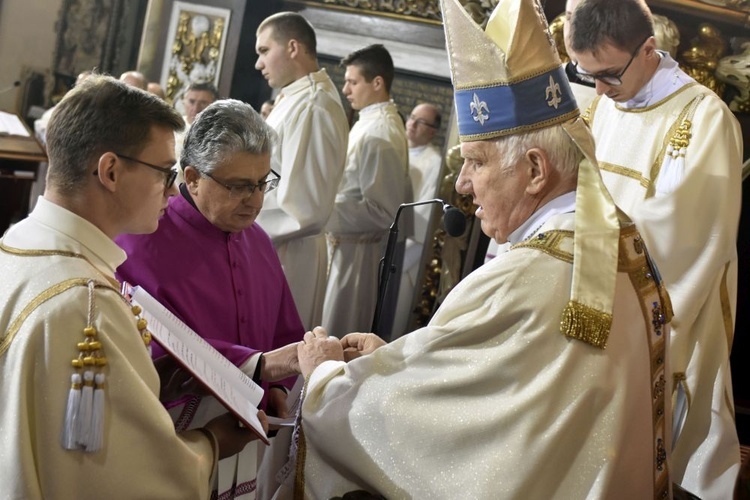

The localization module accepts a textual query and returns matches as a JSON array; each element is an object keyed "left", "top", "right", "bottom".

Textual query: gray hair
[
  {"left": 494, "top": 124, "right": 582, "bottom": 179},
  {"left": 181, "top": 99, "right": 277, "bottom": 173}
]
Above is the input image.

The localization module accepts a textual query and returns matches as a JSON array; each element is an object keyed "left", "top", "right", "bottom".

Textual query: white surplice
[
  {"left": 587, "top": 52, "right": 743, "bottom": 500},
  {"left": 322, "top": 100, "right": 410, "bottom": 338},
  {"left": 257, "top": 69, "right": 349, "bottom": 330}
]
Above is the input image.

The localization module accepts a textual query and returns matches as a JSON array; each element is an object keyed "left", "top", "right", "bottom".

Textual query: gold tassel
[
  {"left": 61, "top": 280, "right": 108, "bottom": 453},
  {"left": 560, "top": 300, "right": 612, "bottom": 349}
]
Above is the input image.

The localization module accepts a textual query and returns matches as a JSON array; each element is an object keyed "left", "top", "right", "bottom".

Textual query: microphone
[
  {"left": 0, "top": 80, "right": 21, "bottom": 94},
  {"left": 371, "top": 198, "right": 466, "bottom": 336},
  {"left": 443, "top": 204, "right": 466, "bottom": 237}
]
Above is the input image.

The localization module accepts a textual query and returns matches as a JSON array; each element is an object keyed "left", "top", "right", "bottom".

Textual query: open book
[
  {"left": 0, "top": 110, "right": 30, "bottom": 137},
  {"left": 123, "top": 283, "right": 269, "bottom": 444}
]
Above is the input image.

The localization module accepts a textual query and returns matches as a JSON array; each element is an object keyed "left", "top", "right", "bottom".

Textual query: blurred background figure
[
  {"left": 182, "top": 81, "right": 219, "bottom": 126},
  {"left": 30, "top": 70, "right": 94, "bottom": 212},
  {"left": 119, "top": 70, "right": 147, "bottom": 90},
  {"left": 260, "top": 99, "right": 274, "bottom": 120},
  {"left": 147, "top": 81, "right": 166, "bottom": 100},
  {"left": 393, "top": 102, "right": 443, "bottom": 336},
  {"left": 174, "top": 81, "right": 219, "bottom": 184}
]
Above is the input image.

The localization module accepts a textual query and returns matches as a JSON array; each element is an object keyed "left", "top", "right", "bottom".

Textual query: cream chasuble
[
  {"left": 298, "top": 214, "right": 671, "bottom": 499},
  {"left": 0, "top": 198, "right": 216, "bottom": 499},
  {"left": 587, "top": 83, "right": 743, "bottom": 499}
]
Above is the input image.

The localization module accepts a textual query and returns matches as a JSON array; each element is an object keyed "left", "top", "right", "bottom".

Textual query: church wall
[{"left": 0, "top": 0, "right": 63, "bottom": 114}]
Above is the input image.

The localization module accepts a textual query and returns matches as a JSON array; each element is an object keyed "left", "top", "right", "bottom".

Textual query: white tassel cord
[
  {"left": 60, "top": 373, "right": 82, "bottom": 450},
  {"left": 76, "top": 370, "right": 95, "bottom": 448},
  {"left": 87, "top": 373, "right": 106, "bottom": 452},
  {"left": 655, "top": 144, "right": 685, "bottom": 197}
]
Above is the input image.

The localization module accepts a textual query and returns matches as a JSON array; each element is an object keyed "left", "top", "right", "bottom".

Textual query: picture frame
[{"left": 158, "top": 1, "right": 231, "bottom": 109}]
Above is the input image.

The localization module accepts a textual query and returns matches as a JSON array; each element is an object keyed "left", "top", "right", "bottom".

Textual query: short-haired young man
[
  {"left": 254, "top": 12, "right": 349, "bottom": 330},
  {"left": 569, "top": 1, "right": 743, "bottom": 497},
  {"left": 322, "top": 44, "right": 410, "bottom": 337}
]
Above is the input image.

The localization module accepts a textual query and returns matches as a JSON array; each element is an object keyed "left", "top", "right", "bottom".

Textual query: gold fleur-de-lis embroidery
[
  {"left": 469, "top": 93, "right": 490, "bottom": 125},
  {"left": 545, "top": 75, "right": 562, "bottom": 109}
]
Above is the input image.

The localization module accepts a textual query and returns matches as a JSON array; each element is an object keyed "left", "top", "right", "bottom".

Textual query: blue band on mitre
[{"left": 455, "top": 66, "right": 579, "bottom": 140}]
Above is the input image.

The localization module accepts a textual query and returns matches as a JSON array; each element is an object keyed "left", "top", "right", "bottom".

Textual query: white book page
[
  {"left": 129, "top": 285, "right": 268, "bottom": 443},
  {"left": 0, "top": 111, "right": 30, "bottom": 137}
]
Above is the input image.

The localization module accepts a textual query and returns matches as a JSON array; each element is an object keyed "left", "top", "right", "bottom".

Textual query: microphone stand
[{"left": 371, "top": 199, "right": 447, "bottom": 337}]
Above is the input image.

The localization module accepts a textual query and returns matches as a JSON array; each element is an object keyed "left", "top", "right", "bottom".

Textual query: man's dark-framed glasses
[
  {"left": 203, "top": 169, "right": 281, "bottom": 198},
  {"left": 573, "top": 35, "right": 651, "bottom": 86},
  {"left": 407, "top": 114, "right": 438, "bottom": 129},
  {"left": 115, "top": 153, "right": 178, "bottom": 189}
]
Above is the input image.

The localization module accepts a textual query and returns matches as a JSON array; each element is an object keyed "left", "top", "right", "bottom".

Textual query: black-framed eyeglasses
[
  {"left": 407, "top": 114, "right": 438, "bottom": 129},
  {"left": 573, "top": 36, "right": 651, "bottom": 86},
  {"left": 115, "top": 153, "right": 178, "bottom": 189},
  {"left": 202, "top": 169, "right": 281, "bottom": 198}
]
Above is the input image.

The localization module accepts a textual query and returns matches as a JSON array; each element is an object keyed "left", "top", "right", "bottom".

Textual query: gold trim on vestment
[
  {"left": 0, "top": 278, "right": 115, "bottom": 358},
  {"left": 582, "top": 95, "right": 601, "bottom": 127},
  {"left": 560, "top": 300, "right": 613, "bottom": 348},
  {"left": 0, "top": 242, "right": 120, "bottom": 289},
  {"left": 598, "top": 162, "right": 651, "bottom": 189},
  {"left": 511, "top": 230, "right": 574, "bottom": 263},
  {"left": 294, "top": 378, "right": 311, "bottom": 500},
  {"left": 613, "top": 82, "right": 700, "bottom": 113},
  {"left": 620, "top": 225, "right": 671, "bottom": 498}
]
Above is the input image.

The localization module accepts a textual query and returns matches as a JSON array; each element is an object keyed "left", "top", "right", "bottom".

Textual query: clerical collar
[
  {"left": 280, "top": 68, "right": 330, "bottom": 98},
  {"left": 622, "top": 51, "right": 695, "bottom": 109},
  {"left": 359, "top": 100, "right": 391, "bottom": 115},
  {"left": 179, "top": 182, "right": 199, "bottom": 211},
  {"left": 507, "top": 191, "right": 577, "bottom": 245}
]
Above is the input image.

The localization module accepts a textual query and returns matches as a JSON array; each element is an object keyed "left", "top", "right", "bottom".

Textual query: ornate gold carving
[
  {"left": 303, "top": 0, "right": 441, "bottom": 22},
  {"left": 301, "top": 0, "right": 498, "bottom": 26},
  {"left": 165, "top": 9, "right": 227, "bottom": 104},
  {"left": 695, "top": 0, "right": 750, "bottom": 13},
  {"left": 680, "top": 23, "right": 727, "bottom": 96}
]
